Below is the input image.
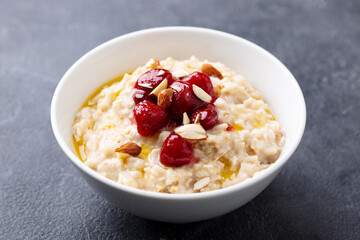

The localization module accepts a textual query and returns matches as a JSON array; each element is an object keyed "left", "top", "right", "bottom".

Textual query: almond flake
[
  {"left": 149, "top": 78, "right": 168, "bottom": 96},
  {"left": 146, "top": 58, "right": 160, "bottom": 69},
  {"left": 192, "top": 84, "right": 212, "bottom": 103},
  {"left": 174, "top": 124, "right": 207, "bottom": 140},
  {"left": 201, "top": 63, "right": 223, "bottom": 79},
  {"left": 172, "top": 69, "right": 189, "bottom": 78},
  {"left": 193, "top": 177, "right": 211, "bottom": 190},
  {"left": 115, "top": 142, "right": 142, "bottom": 156},
  {"left": 158, "top": 88, "right": 173, "bottom": 109},
  {"left": 183, "top": 112, "right": 190, "bottom": 125},
  {"left": 194, "top": 114, "right": 201, "bottom": 124}
]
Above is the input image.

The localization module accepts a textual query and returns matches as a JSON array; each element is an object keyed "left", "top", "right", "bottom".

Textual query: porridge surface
[{"left": 72, "top": 57, "right": 285, "bottom": 193}]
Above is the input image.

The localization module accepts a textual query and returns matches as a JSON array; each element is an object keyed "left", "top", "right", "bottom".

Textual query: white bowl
[{"left": 51, "top": 27, "right": 306, "bottom": 223}]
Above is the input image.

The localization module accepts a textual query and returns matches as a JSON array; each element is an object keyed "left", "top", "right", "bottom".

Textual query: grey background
[{"left": 1, "top": 0, "right": 359, "bottom": 239}]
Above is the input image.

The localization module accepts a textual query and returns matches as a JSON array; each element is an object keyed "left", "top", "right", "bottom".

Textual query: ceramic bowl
[{"left": 51, "top": 27, "right": 306, "bottom": 223}]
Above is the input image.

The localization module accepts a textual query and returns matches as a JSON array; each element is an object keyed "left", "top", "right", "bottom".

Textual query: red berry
[
  {"left": 133, "top": 101, "right": 169, "bottom": 136},
  {"left": 226, "top": 123, "right": 234, "bottom": 131},
  {"left": 131, "top": 88, "right": 156, "bottom": 104},
  {"left": 167, "top": 81, "right": 206, "bottom": 121},
  {"left": 164, "top": 118, "right": 182, "bottom": 131},
  {"left": 132, "top": 69, "right": 173, "bottom": 104},
  {"left": 190, "top": 104, "right": 218, "bottom": 130},
  {"left": 160, "top": 132, "right": 194, "bottom": 167},
  {"left": 182, "top": 72, "right": 216, "bottom": 99}
]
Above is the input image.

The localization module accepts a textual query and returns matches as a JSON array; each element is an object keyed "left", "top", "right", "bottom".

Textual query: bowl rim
[{"left": 51, "top": 26, "right": 306, "bottom": 200}]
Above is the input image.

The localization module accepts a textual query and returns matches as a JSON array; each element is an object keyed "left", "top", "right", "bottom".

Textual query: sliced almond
[
  {"left": 174, "top": 124, "right": 207, "bottom": 140},
  {"left": 183, "top": 112, "right": 190, "bottom": 125},
  {"left": 146, "top": 58, "right": 161, "bottom": 69},
  {"left": 115, "top": 142, "right": 142, "bottom": 156},
  {"left": 201, "top": 63, "right": 223, "bottom": 79},
  {"left": 158, "top": 88, "right": 173, "bottom": 109},
  {"left": 172, "top": 69, "right": 189, "bottom": 78},
  {"left": 193, "top": 177, "right": 211, "bottom": 190},
  {"left": 149, "top": 78, "right": 168, "bottom": 96},
  {"left": 194, "top": 113, "right": 201, "bottom": 124},
  {"left": 192, "top": 84, "right": 212, "bottom": 103}
]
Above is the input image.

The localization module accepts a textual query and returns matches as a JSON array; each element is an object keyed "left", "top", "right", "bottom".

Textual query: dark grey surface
[{"left": 1, "top": 0, "right": 359, "bottom": 239}]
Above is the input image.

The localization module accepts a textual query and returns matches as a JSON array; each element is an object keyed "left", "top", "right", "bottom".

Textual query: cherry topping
[
  {"left": 226, "top": 123, "right": 234, "bottom": 131},
  {"left": 132, "top": 69, "right": 173, "bottom": 104},
  {"left": 133, "top": 101, "right": 169, "bottom": 136},
  {"left": 190, "top": 104, "right": 218, "bottom": 130},
  {"left": 167, "top": 81, "right": 206, "bottom": 121},
  {"left": 182, "top": 72, "right": 216, "bottom": 99},
  {"left": 131, "top": 88, "right": 156, "bottom": 104},
  {"left": 164, "top": 118, "right": 182, "bottom": 131},
  {"left": 160, "top": 132, "right": 194, "bottom": 167}
]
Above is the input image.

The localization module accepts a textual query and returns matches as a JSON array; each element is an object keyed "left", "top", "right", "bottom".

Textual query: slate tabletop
[{"left": 1, "top": 0, "right": 359, "bottom": 239}]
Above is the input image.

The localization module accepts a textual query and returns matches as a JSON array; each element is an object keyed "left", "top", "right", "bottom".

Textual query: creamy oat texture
[{"left": 72, "top": 57, "right": 285, "bottom": 193}]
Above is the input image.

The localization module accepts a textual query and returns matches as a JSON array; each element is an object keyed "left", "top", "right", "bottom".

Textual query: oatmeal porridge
[{"left": 72, "top": 56, "right": 285, "bottom": 193}]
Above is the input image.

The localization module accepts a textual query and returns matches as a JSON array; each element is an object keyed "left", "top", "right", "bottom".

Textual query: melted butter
[
  {"left": 81, "top": 74, "right": 127, "bottom": 109},
  {"left": 116, "top": 152, "right": 129, "bottom": 164},
  {"left": 113, "top": 89, "right": 122, "bottom": 101},
  {"left": 104, "top": 123, "right": 116, "bottom": 129},
  {"left": 253, "top": 109, "right": 277, "bottom": 129},
  {"left": 219, "top": 157, "right": 238, "bottom": 183},
  {"left": 265, "top": 108, "right": 276, "bottom": 121},
  {"left": 139, "top": 144, "right": 153, "bottom": 160},
  {"left": 73, "top": 72, "right": 132, "bottom": 161},
  {"left": 253, "top": 113, "right": 266, "bottom": 129},
  {"left": 73, "top": 136, "right": 86, "bottom": 162},
  {"left": 136, "top": 168, "right": 145, "bottom": 176},
  {"left": 233, "top": 123, "right": 244, "bottom": 131}
]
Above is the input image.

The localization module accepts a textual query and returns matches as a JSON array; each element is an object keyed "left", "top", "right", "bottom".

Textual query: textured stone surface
[{"left": 1, "top": 0, "right": 359, "bottom": 239}]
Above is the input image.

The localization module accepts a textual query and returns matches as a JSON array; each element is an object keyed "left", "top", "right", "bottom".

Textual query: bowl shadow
[{"left": 92, "top": 180, "right": 325, "bottom": 240}]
